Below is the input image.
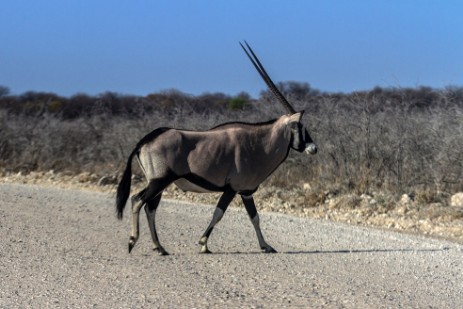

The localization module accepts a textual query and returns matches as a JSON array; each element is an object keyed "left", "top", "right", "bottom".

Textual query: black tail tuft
[{"left": 116, "top": 150, "right": 136, "bottom": 219}]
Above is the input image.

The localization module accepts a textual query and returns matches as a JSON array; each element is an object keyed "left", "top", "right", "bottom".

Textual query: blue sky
[{"left": 1, "top": 1, "right": 462, "bottom": 98}]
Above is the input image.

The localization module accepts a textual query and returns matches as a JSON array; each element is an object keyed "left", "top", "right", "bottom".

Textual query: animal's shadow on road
[
  {"left": 282, "top": 247, "right": 450, "bottom": 255},
  {"left": 211, "top": 247, "right": 450, "bottom": 255}
]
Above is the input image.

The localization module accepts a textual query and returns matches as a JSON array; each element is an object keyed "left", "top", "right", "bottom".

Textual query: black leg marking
[
  {"left": 145, "top": 193, "right": 169, "bottom": 255},
  {"left": 241, "top": 195, "right": 277, "bottom": 253},
  {"left": 199, "top": 188, "right": 236, "bottom": 254}
]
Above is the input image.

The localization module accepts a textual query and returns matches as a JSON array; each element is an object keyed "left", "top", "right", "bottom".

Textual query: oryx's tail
[{"left": 116, "top": 148, "right": 138, "bottom": 219}]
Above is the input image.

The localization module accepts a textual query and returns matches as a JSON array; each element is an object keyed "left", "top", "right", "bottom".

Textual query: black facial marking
[
  {"left": 290, "top": 121, "right": 315, "bottom": 153},
  {"left": 290, "top": 123, "right": 304, "bottom": 152}
]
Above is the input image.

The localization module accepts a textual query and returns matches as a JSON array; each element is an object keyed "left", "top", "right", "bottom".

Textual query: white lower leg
[{"left": 199, "top": 208, "right": 224, "bottom": 253}]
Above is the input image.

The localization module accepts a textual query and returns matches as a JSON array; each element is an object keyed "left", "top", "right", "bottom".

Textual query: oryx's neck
[
  {"left": 227, "top": 115, "right": 292, "bottom": 191},
  {"left": 221, "top": 116, "right": 292, "bottom": 173},
  {"left": 210, "top": 115, "right": 291, "bottom": 156},
  {"left": 257, "top": 117, "right": 292, "bottom": 156}
]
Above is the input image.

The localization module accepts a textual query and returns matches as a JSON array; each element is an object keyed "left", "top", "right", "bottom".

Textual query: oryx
[{"left": 116, "top": 42, "right": 317, "bottom": 255}]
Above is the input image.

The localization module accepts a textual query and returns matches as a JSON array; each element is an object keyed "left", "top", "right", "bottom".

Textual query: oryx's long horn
[{"left": 240, "top": 41, "right": 296, "bottom": 114}]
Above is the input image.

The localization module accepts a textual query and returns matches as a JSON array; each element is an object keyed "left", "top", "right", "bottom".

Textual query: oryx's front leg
[
  {"left": 199, "top": 188, "right": 236, "bottom": 254},
  {"left": 241, "top": 195, "right": 277, "bottom": 253}
]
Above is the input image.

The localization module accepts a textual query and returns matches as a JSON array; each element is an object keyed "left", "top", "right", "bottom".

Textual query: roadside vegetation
[{"left": 1, "top": 83, "right": 462, "bottom": 241}]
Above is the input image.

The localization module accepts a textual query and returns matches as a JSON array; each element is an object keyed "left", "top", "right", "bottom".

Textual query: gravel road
[{"left": 1, "top": 183, "right": 462, "bottom": 308}]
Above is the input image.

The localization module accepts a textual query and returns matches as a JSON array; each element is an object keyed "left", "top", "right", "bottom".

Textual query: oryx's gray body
[
  {"left": 116, "top": 42, "right": 317, "bottom": 255},
  {"left": 141, "top": 115, "right": 300, "bottom": 194}
]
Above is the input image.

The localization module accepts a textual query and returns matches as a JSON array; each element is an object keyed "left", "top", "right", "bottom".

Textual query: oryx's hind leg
[
  {"left": 241, "top": 195, "right": 277, "bottom": 253},
  {"left": 128, "top": 189, "right": 146, "bottom": 253},
  {"left": 199, "top": 188, "right": 236, "bottom": 254},
  {"left": 128, "top": 178, "right": 173, "bottom": 254},
  {"left": 144, "top": 193, "right": 168, "bottom": 256}
]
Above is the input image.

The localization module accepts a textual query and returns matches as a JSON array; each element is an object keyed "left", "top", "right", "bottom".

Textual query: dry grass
[
  {"left": 2, "top": 90, "right": 463, "bottom": 195},
  {"left": 0, "top": 86, "right": 462, "bottom": 242}
]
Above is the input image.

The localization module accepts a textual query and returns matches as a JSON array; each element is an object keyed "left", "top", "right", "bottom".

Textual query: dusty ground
[
  {"left": 1, "top": 170, "right": 462, "bottom": 244},
  {"left": 1, "top": 183, "right": 462, "bottom": 308}
]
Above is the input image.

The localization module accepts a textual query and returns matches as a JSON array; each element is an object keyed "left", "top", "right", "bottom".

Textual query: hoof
[
  {"left": 198, "top": 237, "right": 211, "bottom": 254},
  {"left": 154, "top": 247, "right": 169, "bottom": 256},
  {"left": 128, "top": 237, "right": 137, "bottom": 253},
  {"left": 200, "top": 247, "right": 212, "bottom": 254},
  {"left": 262, "top": 246, "right": 277, "bottom": 253}
]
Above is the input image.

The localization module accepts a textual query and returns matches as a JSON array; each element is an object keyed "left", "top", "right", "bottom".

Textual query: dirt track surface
[{"left": 1, "top": 184, "right": 462, "bottom": 308}]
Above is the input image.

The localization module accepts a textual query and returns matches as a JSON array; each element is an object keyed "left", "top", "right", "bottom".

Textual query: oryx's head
[
  {"left": 287, "top": 111, "right": 317, "bottom": 154},
  {"left": 240, "top": 41, "right": 317, "bottom": 155}
]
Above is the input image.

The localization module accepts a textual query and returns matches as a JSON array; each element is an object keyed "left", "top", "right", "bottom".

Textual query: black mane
[{"left": 209, "top": 118, "right": 278, "bottom": 130}]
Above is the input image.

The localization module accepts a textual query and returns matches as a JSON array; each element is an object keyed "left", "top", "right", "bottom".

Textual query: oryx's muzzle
[{"left": 305, "top": 143, "right": 317, "bottom": 155}]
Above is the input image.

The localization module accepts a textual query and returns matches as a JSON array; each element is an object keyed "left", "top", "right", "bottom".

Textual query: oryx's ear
[{"left": 288, "top": 112, "right": 304, "bottom": 123}]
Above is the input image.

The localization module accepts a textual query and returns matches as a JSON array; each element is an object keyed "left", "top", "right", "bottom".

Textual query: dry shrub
[
  {"left": 327, "top": 194, "right": 362, "bottom": 210},
  {"left": 0, "top": 86, "right": 462, "bottom": 205},
  {"left": 414, "top": 189, "right": 448, "bottom": 205},
  {"left": 304, "top": 189, "right": 327, "bottom": 207}
]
